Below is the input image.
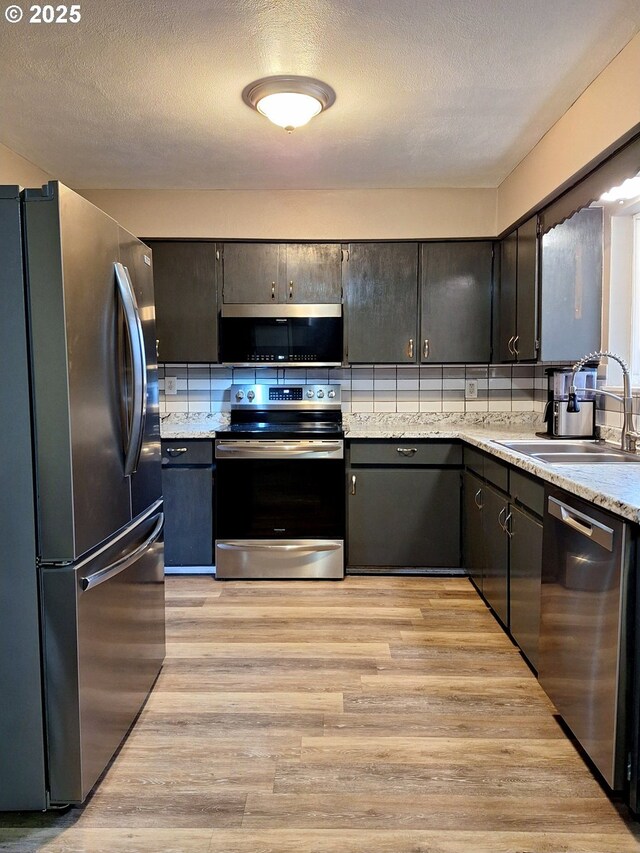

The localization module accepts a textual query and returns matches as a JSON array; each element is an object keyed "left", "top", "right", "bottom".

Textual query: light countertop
[{"left": 160, "top": 412, "right": 640, "bottom": 524}]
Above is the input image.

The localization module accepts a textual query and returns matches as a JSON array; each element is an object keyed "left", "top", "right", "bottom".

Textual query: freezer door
[
  {"left": 24, "top": 182, "right": 133, "bottom": 561},
  {"left": 42, "top": 502, "right": 165, "bottom": 805},
  {"left": 119, "top": 228, "right": 162, "bottom": 518}
]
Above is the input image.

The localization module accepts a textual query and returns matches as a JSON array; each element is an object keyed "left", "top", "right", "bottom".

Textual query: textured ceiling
[{"left": 1, "top": 0, "right": 639, "bottom": 189}]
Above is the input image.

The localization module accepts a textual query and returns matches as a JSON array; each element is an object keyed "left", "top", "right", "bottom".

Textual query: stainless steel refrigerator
[{"left": 0, "top": 181, "right": 165, "bottom": 810}]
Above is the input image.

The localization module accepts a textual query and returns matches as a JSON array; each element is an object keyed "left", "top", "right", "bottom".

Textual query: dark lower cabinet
[
  {"left": 481, "top": 483, "right": 510, "bottom": 628},
  {"left": 463, "top": 470, "right": 485, "bottom": 593},
  {"left": 463, "top": 449, "right": 544, "bottom": 666},
  {"left": 509, "top": 504, "right": 542, "bottom": 669},
  {"left": 161, "top": 441, "right": 214, "bottom": 568},
  {"left": 347, "top": 441, "right": 461, "bottom": 571}
]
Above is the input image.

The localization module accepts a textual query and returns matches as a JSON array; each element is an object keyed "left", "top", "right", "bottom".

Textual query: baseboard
[
  {"left": 164, "top": 566, "right": 216, "bottom": 575},
  {"left": 346, "top": 566, "right": 467, "bottom": 577}
]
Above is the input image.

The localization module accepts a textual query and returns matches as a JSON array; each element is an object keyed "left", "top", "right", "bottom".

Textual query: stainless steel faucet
[{"left": 568, "top": 351, "right": 639, "bottom": 452}]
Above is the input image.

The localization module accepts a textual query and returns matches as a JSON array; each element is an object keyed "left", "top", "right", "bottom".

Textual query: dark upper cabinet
[
  {"left": 222, "top": 243, "right": 282, "bottom": 303},
  {"left": 221, "top": 243, "right": 342, "bottom": 304},
  {"left": 539, "top": 207, "right": 602, "bottom": 361},
  {"left": 146, "top": 241, "right": 218, "bottom": 363},
  {"left": 497, "top": 216, "right": 537, "bottom": 362},
  {"left": 420, "top": 241, "right": 493, "bottom": 363},
  {"left": 284, "top": 243, "right": 342, "bottom": 303},
  {"left": 497, "top": 230, "right": 518, "bottom": 362},
  {"left": 345, "top": 243, "right": 419, "bottom": 363}
]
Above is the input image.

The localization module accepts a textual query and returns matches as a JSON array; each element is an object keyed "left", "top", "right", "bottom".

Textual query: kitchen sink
[
  {"left": 533, "top": 452, "right": 640, "bottom": 464},
  {"left": 493, "top": 439, "right": 640, "bottom": 464}
]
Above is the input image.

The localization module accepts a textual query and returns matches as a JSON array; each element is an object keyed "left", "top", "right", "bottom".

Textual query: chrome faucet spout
[{"left": 570, "top": 351, "right": 636, "bottom": 452}]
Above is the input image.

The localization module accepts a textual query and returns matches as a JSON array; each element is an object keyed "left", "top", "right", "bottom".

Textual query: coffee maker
[{"left": 542, "top": 365, "right": 597, "bottom": 438}]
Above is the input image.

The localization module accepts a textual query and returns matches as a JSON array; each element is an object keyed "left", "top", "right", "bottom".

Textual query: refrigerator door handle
[
  {"left": 115, "top": 262, "right": 147, "bottom": 476},
  {"left": 80, "top": 512, "right": 164, "bottom": 592}
]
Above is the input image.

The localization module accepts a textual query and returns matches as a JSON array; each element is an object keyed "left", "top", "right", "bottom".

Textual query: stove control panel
[{"left": 230, "top": 384, "right": 341, "bottom": 409}]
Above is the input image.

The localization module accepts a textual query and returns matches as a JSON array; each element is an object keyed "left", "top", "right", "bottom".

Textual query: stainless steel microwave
[{"left": 219, "top": 304, "right": 343, "bottom": 367}]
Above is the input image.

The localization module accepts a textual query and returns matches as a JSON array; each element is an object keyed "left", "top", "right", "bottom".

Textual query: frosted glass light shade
[
  {"left": 243, "top": 76, "right": 335, "bottom": 132},
  {"left": 256, "top": 92, "right": 323, "bottom": 130}
]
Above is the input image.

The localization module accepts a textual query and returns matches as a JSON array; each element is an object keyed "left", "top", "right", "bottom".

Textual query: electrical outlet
[
  {"left": 465, "top": 379, "right": 478, "bottom": 399},
  {"left": 165, "top": 376, "right": 178, "bottom": 396}
]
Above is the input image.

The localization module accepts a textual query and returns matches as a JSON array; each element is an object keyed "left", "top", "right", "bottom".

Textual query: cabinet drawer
[
  {"left": 484, "top": 455, "right": 509, "bottom": 493},
  {"left": 161, "top": 440, "right": 213, "bottom": 466},
  {"left": 510, "top": 469, "right": 544, "bottom": 517},
  {"left": 464, "top": 446, "right": 485, "bottom": 477},
  {"left": 349, "top": 440, "right": 461, "bottom": 466}
]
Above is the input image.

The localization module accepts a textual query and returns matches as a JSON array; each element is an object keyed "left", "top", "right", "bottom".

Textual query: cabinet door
[
  {"left": 285, "top": 244, "right": 342, "bottom": 303},
  {"left": 222, "top": 243, "right": 282, "bottom": 303},
  {"left": 347, "top": 467, "right": 460, "bottom": 568},
  {"left": 148, "top": 241, "right": 218, "bottom": 363},
  {"left": 497, "top": 231, "right": 517, "bottom": 362},
  {"left": 345, "top": 243, "right": 418, "bottom": 363},
  {"left": 482, "top": 484, "right": 509, "bottom": 627},
  {"left": 515, "top": 216, "right": 538, "bottom": 360},
  {"left": 539, "top": 207, "right": 602, "bottom": 361},
  {"left": 420, "top": 242, "right": 492, "bottom": 362},
  {"left": 463, "top": 471, "right": 485, "bottom": 593},
  {"left": 162, "top": 466, "right": 213, "bottom": 567},
  {"left": 509, "top": 504, "right": 542, "bottom": 669}
]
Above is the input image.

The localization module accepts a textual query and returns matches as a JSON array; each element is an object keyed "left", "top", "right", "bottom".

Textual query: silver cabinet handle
[
  {"left": 271, "top": 282, "right": 276, "bottom": 300},
  {"left": 289, "top": 280, "right": 294, "bottom": 299},
  {"left": 166, "top": 447, "right": 188, "bottom": 456},
  {"left": 397, "top": 447, "right": 418, "bottom": 456},
  {"left": 474, "top": 488, "right": 483, "bottom": 510},
  {"left": 513, "top": 335, "right": 520, "bottom": 356},
  {"left": 423, "top": 339, "right": 430, "bottom": 359},
  {"left": 507, "top": 335, "right": 515, "bottom": 356},
  {"left": 504, "top": 512, "right": 513, "bottom": 538},
  {"left": 351, "top": 474, "right": 357, "bottom": 495},
  {"left": 498, "top": 506, "right": 507, "bottom": 530},
  {"left": 408, "top": 338, "right": 414, "bottom": 359}
]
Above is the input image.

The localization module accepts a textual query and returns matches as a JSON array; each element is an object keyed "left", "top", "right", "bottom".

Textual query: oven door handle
[
  {"left": 217, "top": 542, "right": 342, "bottom": 553},
  {"left": 215, "top": 442, "right": 343, "bottom": 455}
]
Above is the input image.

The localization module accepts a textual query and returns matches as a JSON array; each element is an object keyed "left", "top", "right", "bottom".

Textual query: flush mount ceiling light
[{"left": 242, "top": 75, "right": 336, "bottom": 132}]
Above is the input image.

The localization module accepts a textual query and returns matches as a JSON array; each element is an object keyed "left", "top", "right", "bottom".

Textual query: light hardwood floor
[{"left": 2, "top": 575, "right": 640, "bottom": 852}]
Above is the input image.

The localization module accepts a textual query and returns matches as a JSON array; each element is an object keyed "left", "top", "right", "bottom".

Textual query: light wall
[
  {"left": 3, "top": 31, "right": 640, "bottom": 239},
  {"left": 497, "top": 32, "right": 640, "bottom": 234},
  {"left": 0, "top": 142, "right": 52, "bottom": 187},
  {"left": 78, "top": 187, "right": 497, "bottom": 240}
]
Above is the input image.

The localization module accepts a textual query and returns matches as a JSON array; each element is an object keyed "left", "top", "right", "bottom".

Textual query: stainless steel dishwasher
[{"left": 539, "top": 487, "right": 630, "bottom": 788}]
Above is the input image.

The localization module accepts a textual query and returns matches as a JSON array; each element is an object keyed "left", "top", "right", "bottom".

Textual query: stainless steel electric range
[{"left": 214, "top": 384, "right": 344, "bottom": 580}]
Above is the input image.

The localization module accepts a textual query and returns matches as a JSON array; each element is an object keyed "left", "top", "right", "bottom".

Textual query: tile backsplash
[{"left": 159, "top": 363, "right": 550, "bottom": 415}]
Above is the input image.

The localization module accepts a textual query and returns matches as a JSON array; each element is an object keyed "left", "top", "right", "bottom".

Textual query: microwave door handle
[{"left": 115, "top": 262, "right": 147, "bottom": 476}]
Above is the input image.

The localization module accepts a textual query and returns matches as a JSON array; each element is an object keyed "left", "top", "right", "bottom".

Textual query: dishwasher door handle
[{"left": 548, "top": 496, "right": 615, "bottom": 551}]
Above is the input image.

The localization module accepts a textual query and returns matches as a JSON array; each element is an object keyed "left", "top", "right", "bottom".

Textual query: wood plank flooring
[{"left": 2, "top": 575, "right": 640, "bottom": 852}]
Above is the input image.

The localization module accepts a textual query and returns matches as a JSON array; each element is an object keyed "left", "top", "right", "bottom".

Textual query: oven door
[{"left": 215, "top": 439, "right": 344, "bottom": 579}]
